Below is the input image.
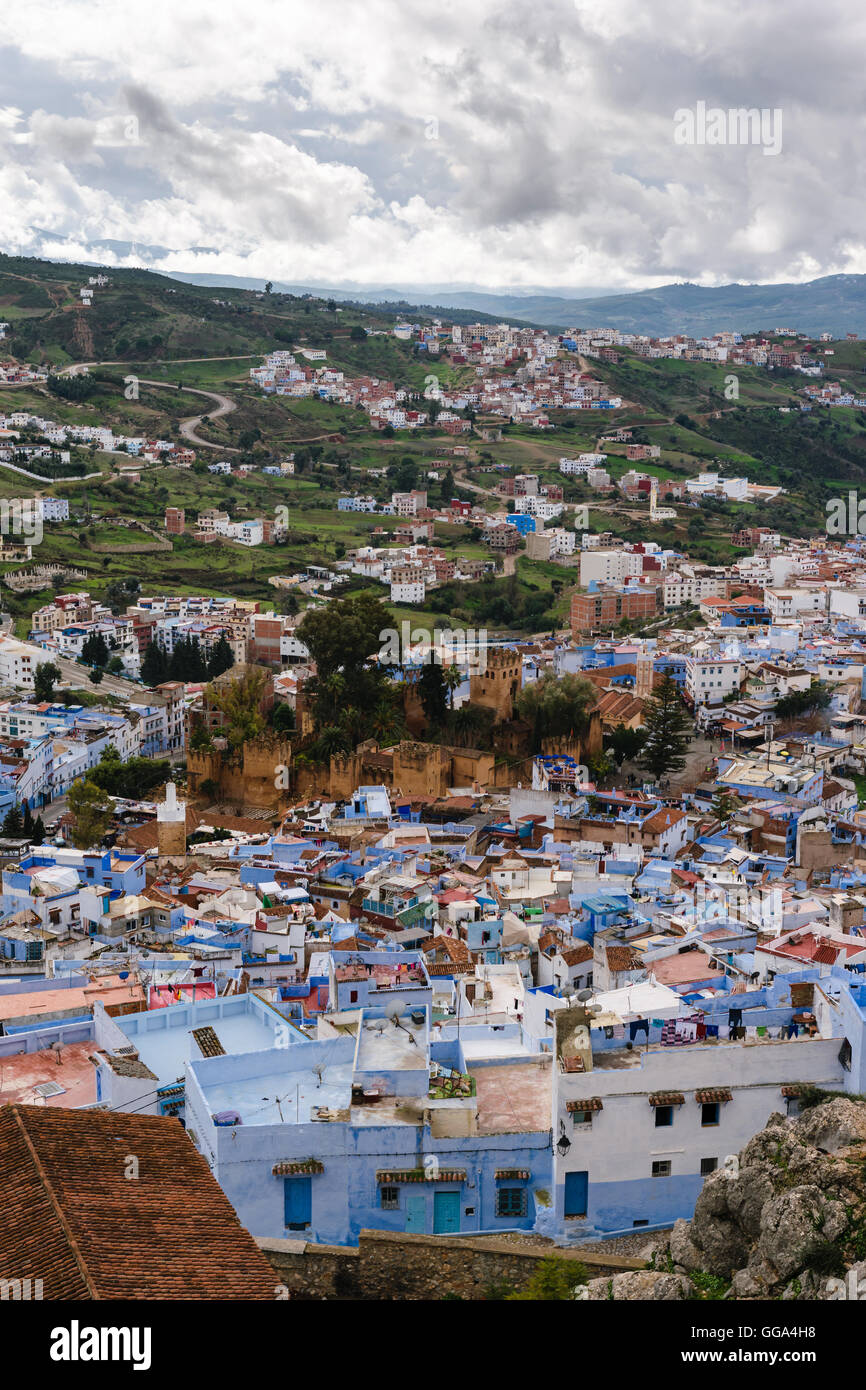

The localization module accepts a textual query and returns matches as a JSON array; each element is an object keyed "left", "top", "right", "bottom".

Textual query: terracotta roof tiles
[{"left": 0, "top": 1103, "right": 277, "bottom": 1300}]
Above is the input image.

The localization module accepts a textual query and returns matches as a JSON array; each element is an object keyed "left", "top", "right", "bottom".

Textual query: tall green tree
[
  {"left": 443, "top": 664, "right": 462, "bottom": 709},
  {"left": 417, "top": 664, "right": 448, "bottom": 726},
  {"left": 2, "top": 804, "right": 24, "bottom": 837},
  {"left": 207, "top": 633, "right": 235, "bottom": 679},
  {"left": 34, "top": 661, "right": 61, "bottom": 702},
  {"left": 640, "top": 675, "right": 692, "bottom": 781},
  {"left": 141, "top": 640, "right": 169, "bottom": 686},
  {"left": 81, "top": 631, "right": 109, "bottom": 668},
  {"left": 515, "top": 673, "right": 597, "bottom": 749},
  {"left": 169, "top": 637, "right": 208, "bottom": 682},
  {"left": 605, "top": 723, "right": 648, "bottom": 767},
  {"left": 298, "top": 594, "right": 392, "bottom": 728},
  {"left": 68, "top": 778, "right": 112, "bottom": 849},
  {"left": 272, "top": 701, "right": 296, "bottom": 734},
  {"left": 205, "top": 666, "right": 269, "bottom": 749}
]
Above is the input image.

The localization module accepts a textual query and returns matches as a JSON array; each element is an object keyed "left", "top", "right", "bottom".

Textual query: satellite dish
[
  {"left": 385, "top": 998, "right": 404, "bottom": 1022},
  {"left": 576, "top": 988, "right": 593, "bottom": 1002}
]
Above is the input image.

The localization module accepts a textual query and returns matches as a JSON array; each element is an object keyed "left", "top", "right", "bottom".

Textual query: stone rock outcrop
[
  {"left": 648, "top": 1096, "right": 866, "bottom": 1300},
  {"left": 585, "top": 1269, "right": 692, "bottom": 1300}
]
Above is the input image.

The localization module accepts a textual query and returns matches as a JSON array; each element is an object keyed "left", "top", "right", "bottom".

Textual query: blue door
[
  {"left": 433, "top": 1190, "right": 461, "bottom": 1234},
  {"left": 284, "top": 1176, "right": 312, "bottom": 1231},
  {"left": 405, "top": 1193, "right": 426, "bottom": 1233},
  {"left": 564, "top": 1170, "right": 588, "bottom": 1218}
]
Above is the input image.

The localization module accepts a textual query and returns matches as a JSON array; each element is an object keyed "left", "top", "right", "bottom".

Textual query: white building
[
  {"left": 685, "top": 655, "right": 744, "bottom": 707},
  {"left": 579, "top": 550, "right": 643, "bottom": 587},
  {"left": 551, "top": 995, "right": 848, "bottom": 1238},
  {"left": 390, "top": 579, "right": 426, "bottom": 604},
  {"left": 38, "top": 497, "right": 70, "bottom": 523}
]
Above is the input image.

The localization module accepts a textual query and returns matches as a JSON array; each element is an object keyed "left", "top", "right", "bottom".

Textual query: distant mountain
[
  {"left": 165, "top": 273, "right": 619, "bottom": 319},
  {"left": 167, "top": 271, "right": 866, "bottom": 336},
  {"left": 19, "top": 225, "right": 866, "bottom": 336},
  {"left": 492, "top": 275, "right": 866, "bottom": 337}
]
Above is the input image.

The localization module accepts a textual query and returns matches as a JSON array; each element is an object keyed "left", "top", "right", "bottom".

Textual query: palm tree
[
  {"left": 370, "top": 697, "right": 408, "bottom": 746},
  {"left": 443, "top": 664, "right": 462, "bottom": 709},
  {"left": 317, "top": 671, "right": 346, "bottom": 725},
  {"left": 311, "top": 725, "right": 352, "bottom": 761},
  {"left": 339, "top": 705, "right": 366, "bottom": 746},
  {"left": 451, "top": 704, "right": 486, "bottom": 748}
]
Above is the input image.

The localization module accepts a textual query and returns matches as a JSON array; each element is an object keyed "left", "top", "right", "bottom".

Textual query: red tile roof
[
  {"left": 0, "top": 1104, "right": 277, "bottom": 1299},
  {"left": 606, "top": 945, "right": 643, "bottom": 973}
]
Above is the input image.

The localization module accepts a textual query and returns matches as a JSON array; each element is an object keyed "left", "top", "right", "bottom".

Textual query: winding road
[
  {"left": 59, "top": 357, "right": 351, "bottom": 451},
  {"left": 137, "top": 378, "right": 239, "bottom": 452},
  {"left": 61, "top": 359, "right": 240, "bottom": 452}
]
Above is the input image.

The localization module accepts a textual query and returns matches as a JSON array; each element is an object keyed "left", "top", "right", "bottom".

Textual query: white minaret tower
[{"left": 157, "top": 781, "right": 186, "bottom": 857}]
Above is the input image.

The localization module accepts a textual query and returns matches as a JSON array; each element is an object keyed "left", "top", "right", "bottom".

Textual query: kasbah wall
[
  {"left": 188, "top": 726, "right": 605, "bottom": 808},
  {"left": 188, "top": 734, "right": 294, "bottom": 810}
]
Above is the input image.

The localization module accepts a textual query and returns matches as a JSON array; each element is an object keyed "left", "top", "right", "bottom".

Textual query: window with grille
[
  {"left": 651, "top": 1160, "right": 671, "bottom": 1178},
  {"left": 700, "top": 1157, "right": 718, "bottom": 1176},
  {"left": 496, "top": 1187, "right": 528, "bottom": 1218},
  {"left": 380, "top": 1186, "right": 400, "bottom": 1210}
]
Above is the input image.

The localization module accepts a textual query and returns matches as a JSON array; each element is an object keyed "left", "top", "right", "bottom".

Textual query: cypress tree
[{"left": 640, "top": 675, "right": 693, "bottom": 781}]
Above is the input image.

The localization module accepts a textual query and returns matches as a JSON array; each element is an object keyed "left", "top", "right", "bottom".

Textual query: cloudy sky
[{"left": 2, "top": 0, "right": 866, "bottom": 291}]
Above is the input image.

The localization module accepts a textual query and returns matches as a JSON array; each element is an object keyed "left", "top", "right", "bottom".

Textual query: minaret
[
  {"left": 635, "top": 652, "right": 655, "bottom": 700},
  {"left": 157, "top": 781, "right": 186, "bottom": 858}
]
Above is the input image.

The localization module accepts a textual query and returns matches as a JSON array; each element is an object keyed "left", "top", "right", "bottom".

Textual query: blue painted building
[{"left": 181, "top": 1004, "right": 552, "bottom": 1245}]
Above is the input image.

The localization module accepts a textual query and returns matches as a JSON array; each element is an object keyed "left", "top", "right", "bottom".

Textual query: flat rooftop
[
  {"left": 650, "top": 954, "right": 728, "bottom": 987},
  {"left": 0, "top": 1040, "right": 97, "bottom": 1107},
  {"left": 356, "top": 1016, "right": 427, "bottom": 1072},
  {"left": 119, "top": 1004, "right": 285, "bottom": 1086},
  {"left": 589, "top": 1029, "right": 826, "bottom": 1070},
  {"left": 199, "top": 1058, "right": 354, "bottom": 1126},
  {"left": 470, "top": 1058, "right": 551, "bottom": 1134}
]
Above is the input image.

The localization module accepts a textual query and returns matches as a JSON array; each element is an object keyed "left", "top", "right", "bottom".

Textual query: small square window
[
  {"left": 572, "top": 1110, "right": 593, "bottom": 1127},
  {"left": 496, "top": 1187, "right": 528, "bottom": 1218},
  {"left": 379, "top": 1186, "right": 400, "bottom": 1210},
  {"left": 701, "top": 1102, "right": 720, "bottom": 1127},
  {"left": 654, "top": 1105, "right": 673, "bottom": 1128},
  {"left": 652, "top": 1160, "right": 672, "bottom": 1178},
  {"left": 700, "top": 1157, "right": 718, "bottom": 1176}
]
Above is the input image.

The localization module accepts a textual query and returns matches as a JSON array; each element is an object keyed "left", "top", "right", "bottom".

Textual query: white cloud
[{"left": 1, "top": 0, "right": 865, "bottom": 289}]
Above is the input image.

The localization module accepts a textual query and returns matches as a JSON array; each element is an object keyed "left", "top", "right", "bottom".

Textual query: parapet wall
[{"left": 257, "top": 1228, "right": 642, "bottom": 1300}]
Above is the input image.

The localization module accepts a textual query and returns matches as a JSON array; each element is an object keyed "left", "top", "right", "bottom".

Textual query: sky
[{"left": 2, "top": 0, "right": 866, "bottom": 292}]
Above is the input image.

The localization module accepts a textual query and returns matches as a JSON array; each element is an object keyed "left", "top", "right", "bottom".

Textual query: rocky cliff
[{"left": 585, "top": 1095, "right": 866, "bottom": 1300}]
